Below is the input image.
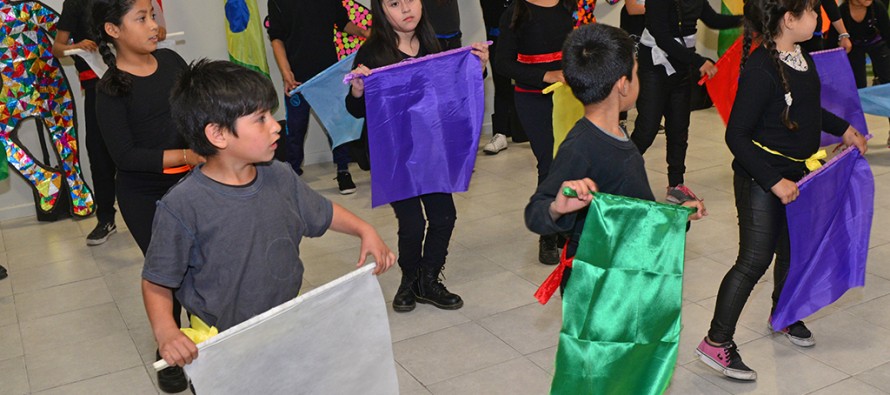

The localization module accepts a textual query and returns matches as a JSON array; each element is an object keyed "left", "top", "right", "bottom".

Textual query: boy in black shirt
[
  {"left": 266, "top": 0, "right": 368, "bottom": 193},
  {"left": 525, "top": 24, "right": 705, "bottom": 275}
]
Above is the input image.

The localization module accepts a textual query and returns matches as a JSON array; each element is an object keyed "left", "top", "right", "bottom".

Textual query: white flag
[{"left": 183, "top": 264, "right": 399, "bottom": 394}]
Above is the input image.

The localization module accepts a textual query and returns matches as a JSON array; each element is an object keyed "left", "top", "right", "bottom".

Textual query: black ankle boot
[
  {"left": 413, "top": 267, "right": 463, "bottom": 310},
  {"left": 538, "top": 234, "right": 559, "bottom": 265},
  {"left": 392, "top": 272, "right": 417, "bottom": 312}
]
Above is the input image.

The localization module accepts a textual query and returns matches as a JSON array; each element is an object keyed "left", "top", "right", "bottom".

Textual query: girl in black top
[
  {"left": 92, "top": 0, "right": 198, "bottom": 391},
  {"left": 346, "top": 0, "right": 488, "bottom": 313},
  {"left": 695, "top": 0, "right": 867, "bottom": 382},
  {"left": 495, "top": 0, "right": 574, "bottom": 265},
  {"left": 631, "top": 0, "right": 740, "bottom": 203}
]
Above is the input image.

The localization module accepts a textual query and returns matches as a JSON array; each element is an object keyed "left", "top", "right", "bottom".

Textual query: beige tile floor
[{"left": 2, "top": 108, "right": 890, "bottom": 394}]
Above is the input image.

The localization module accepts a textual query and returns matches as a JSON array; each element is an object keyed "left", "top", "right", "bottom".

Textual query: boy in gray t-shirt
[{"left": 143, "top": 60, "right": 395, "bottom": 369}]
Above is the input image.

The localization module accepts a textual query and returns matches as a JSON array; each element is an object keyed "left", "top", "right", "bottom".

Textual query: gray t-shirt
[{"left": 143, "top": 160, "right": 333, "bottom": 331}]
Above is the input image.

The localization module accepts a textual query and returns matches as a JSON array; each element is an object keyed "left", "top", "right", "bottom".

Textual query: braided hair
[
  {"left": 741, "top": 0, "right": 816, "bottom": 131},
  {"left": 91, "top": 0, "right": 137, "bottom": 97}
]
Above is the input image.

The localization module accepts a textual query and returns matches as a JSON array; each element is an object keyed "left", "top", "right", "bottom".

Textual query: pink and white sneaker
[{"left": 695, "top": 338, "right": 757, "bottom": 381}]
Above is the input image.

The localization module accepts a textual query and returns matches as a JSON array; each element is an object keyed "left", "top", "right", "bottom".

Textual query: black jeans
[
  {"left": 82, "top": 78, "right": 118, "bottom": 224},
  {"left": 391, "top": 193, "right": 456, "bottom": 274},
  {"left": 514, "top": 91, "right": 554, "bottom": 186},
  {"left": 631, "top": 58, "right": 692, "bottom": 187},
  {"left": 708, "top": 174, "right": 791, "bottom": 343}
]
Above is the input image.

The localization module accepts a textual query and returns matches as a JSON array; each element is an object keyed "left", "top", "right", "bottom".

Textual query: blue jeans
[{"left": 284, "top": 93, "right": 350, "bottom": 174}]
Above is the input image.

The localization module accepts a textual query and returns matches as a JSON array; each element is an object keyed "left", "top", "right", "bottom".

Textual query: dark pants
[
  {"left": 116, "top": 172, "right": 185, "bottom": 327},
  {"left": 82, "top": 78, "right": 117, "bottom": 224},
  {"left": 850, "top": 42, "right": 890, "bottom": 88},
  {"left": 391, "top": 193, "right": 456, "bottom": 274},
  {"left": 514, "top": 91, "right": 554, "bottom": 186},
  {"left": 631, "top": 58, "right": 692, "bottom": 187},
  {"left": 708, "top": 174, "right": 791, "bottom": 343},
  {"left": 488, "top": 37, "right": 526, "bottom": 141},
  {"left": 437, "top": 32, "right": 462, "bottom": 51},
  {"left": 284, "top": 93, "right": 350, "bottom": 175}
]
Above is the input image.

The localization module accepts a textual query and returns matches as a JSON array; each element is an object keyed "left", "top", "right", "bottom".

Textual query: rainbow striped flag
[
  {"left": 224, "top": 0, "right": 269, "bottom": 76},
  {"left": 718, "top": 0, "right": 743, "bottom": 56}
]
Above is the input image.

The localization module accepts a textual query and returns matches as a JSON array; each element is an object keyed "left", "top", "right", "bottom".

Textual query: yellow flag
[{"left": 543, "top": 82, "right": 585, "bottom": 158}]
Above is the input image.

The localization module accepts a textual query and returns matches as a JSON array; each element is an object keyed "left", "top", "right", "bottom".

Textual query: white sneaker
[{"left": 483, "top": 133, "right": 508, "bottom": 155}]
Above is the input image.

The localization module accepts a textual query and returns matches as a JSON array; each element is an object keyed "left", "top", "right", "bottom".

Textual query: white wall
[{"left": 0, "top": 0, "right": 724, "bottom": 220}]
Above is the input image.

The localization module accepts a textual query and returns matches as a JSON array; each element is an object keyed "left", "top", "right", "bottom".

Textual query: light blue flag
[
  {"left": 292, "top": 53, "right": 363, "bottom": 148},
  {"left": 859, "top": 84, "right": 890, "bottom": 118}
]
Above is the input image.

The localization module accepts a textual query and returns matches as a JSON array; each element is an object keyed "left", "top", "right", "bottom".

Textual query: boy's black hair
[
  {"left": 562, "top": 24, "right": 636, "bottom": 105},
  {"left": 169, "top": 59, "right": 279, "bottom": 157}
]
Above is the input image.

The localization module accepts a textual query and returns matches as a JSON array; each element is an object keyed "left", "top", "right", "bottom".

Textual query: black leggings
[
  {"left": 391, "top": 193, "right": 456, "bottom": 274},
  {"left": 514, "top": 91, "right": 554, "bottom": 186},
  {"left": 708, "top": 174, "right": 791, "bottom": 343},
  {"left": 117, "top": 172, "right": 185, "bottom": 327}
]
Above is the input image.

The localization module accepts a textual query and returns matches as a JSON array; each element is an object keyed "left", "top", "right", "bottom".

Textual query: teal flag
[{"left": 553, "top": 193, "right": 692, "bottom": 395}]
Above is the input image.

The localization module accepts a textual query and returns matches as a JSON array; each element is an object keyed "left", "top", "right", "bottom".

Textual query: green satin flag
[
  {"left": 0, "top": 152, "right": 7, "bottom": 180},
  {"left": 552, "top": 193, "right": 692, "bottom": 395}
]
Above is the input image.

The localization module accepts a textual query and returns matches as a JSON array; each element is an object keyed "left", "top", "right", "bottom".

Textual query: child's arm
[
  {"left": 142, "top": 279, "right": 198, "bottom": 367},
  {"left": 270, "top": 39, "right": 298, "bottom": 93},
  {"left": 329, "top": 203, "right": 396, "bottom": 275},
  {"left": 842, "top": 126, "right": 868, "bottom": 154},
  {"left": 344, "top": 22, "right": 371, "bottom": 39},
  {"left": 625, "top": 0, "right": 645, "bottom": 15}
]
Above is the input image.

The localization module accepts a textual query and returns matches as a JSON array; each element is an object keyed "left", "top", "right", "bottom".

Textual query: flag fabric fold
[
  {"left": 552, "top": 193, "right": 692, "bottom": 395},
  {"left": 225, "top": 0, "right": 269, "bottom": 76},
  {"left": 858, "top": 83, "right": 890, "bottom": 118},
  {"left": 183, "top": 264, "right": 398, "bottom": 394},
  {"left": 361, "top": 46, "right": 484, "bottom": 207},
  {"left": 293, "top": 53, "right": 363, "bottom": 148},
  {"left": 770, "top": 147, "right": 873, "bottom": 331},
  {"left": 543, "top": 82, "right": 584, "bottom": 157},
  {"left": 811, "top": 48, "right": 870, "bottom": 145},
  {"left": 704, "top": 37, "right": 749, "bottom": 125}
]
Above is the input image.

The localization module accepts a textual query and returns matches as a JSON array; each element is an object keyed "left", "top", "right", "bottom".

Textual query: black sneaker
[
  {"left": 538, "top": 235, "right": 559, "bottom": 265},
  {"left": 0, "top": 265, "right": 7, "bottom": 280},
  {"left": 157, "top": 365, "right": 189, "bottom": 393},
  {"left": 336, "top": 172, "right": 356, "bottom": 195},
  {"left": 769, "top": 319, "right": 815, "bottom": 347},
  {"left": 86, "top": 222, "right": 116, "bottom": 246}
]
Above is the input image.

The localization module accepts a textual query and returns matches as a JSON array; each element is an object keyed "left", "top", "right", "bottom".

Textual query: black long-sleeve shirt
[
  {"left": 644, "top": 0, "right": 741, "bottom": 70},
  {"left": 725, "top": 47, "right": 849, "bottom": 191},
  {"left": 495, "top": 0, "right": 573, "bottom": 90},
  {"left": 525, "top": 119, "right": 655, "bottom": 257},
  {"left": 266, "top": 0, "right": 349, "bottom": 82},
  {"left": 95, "top": 49, "right": 189, "bottom": 174}
]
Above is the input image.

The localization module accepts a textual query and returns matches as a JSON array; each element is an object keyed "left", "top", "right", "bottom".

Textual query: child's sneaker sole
[
  {"left": 767, "top": 322, "right": 816, "bottom": 347},
  {"left": 695, "top": 348, "right": 758, "bottom": 381}
]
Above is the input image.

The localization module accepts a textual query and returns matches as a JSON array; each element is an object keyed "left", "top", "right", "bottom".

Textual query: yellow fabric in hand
[
  {"left": 180, "top": 315, "right": 219, "bottom": 344},
  {"left": 543, "top": 82, "right": 585, "bottom": 158}
]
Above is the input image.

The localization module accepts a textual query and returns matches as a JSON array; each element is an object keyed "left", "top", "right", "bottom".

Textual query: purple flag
[
  {"left": 811, "top": 48, "right": 870, "bottom": 146},
  {"left": 771, "top": 147, "right": 874, "bottom": 330},
  {"left": 361, "top": 46, "right": 484, "bottom": 207}
]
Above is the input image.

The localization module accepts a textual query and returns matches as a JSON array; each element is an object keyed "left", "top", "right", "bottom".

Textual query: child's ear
[
  {"left": 104, "top": 22, "right": 120, "bottom": 39},
  {"left": 616, "top": 76, "right": 629, "bottom": 96},
  {"left": 204, "top": 124, "right": 228, "bottom": 150}
]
